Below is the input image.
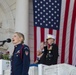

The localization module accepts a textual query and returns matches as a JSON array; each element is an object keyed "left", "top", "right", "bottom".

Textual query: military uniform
[
  {"left": 11, "top": 43, "right": 30, "bottom": 75},
  {"left": 39, "top": 44, "right": 58, "bottom": 65}
]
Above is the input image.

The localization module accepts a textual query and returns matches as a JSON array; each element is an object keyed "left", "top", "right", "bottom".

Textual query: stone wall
[
  {"left": 0, "top": 0, "right": 15, "bottom": 54},
  {"left": 0, "top": 0, "right": 34, "bottom": 63}
]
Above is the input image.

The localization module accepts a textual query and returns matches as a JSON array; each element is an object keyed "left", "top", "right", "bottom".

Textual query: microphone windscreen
[{"left": 6, "top": 38, "right": 11, "bottom": 43}]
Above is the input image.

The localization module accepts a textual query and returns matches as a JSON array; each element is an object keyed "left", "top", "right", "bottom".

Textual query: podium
[
  {"left": 29, "top": 63, "right": 76, "bottom": 75},
  {"left": 38, "top": 64, "right": 76, "bottom": 75},
  {"left": 3, "top": 63, "right": 76, "bottom": 75},
  {"left": 29, "top": 64, "right": 38, "bottom": 75},
  {"left": 0, "top": 59, "right": 10, "bottom": 75}
]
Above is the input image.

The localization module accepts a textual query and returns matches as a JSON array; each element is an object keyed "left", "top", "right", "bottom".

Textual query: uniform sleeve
[
  {"left": 22, "top": 46, "right": 30, "bottom": 75},
  {"left": 44, "top": 46, "right": 47, "bottom": 54},
  {"left": 52, "top": 44, "right": 59, "bottom": 64}
]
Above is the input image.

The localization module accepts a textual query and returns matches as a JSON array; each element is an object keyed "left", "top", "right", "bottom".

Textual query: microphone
[
  {"left": 0, "top": 38, "right": 11, "bottom": 43},
  {"left": 0, "top": 38, "right": 11, "bottom": 46},
  {"left": 4, "top": 38, "right": 11, "bottom": 43}
]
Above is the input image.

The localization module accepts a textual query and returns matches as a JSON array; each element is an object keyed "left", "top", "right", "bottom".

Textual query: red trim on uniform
[{"left": 20, "top": 45, "right": 24, "bottom": 60}]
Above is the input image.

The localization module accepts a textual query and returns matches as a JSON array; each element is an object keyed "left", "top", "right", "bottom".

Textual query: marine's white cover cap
[{"left": 46, "top": 34, "right": 55, "bottom": 40}]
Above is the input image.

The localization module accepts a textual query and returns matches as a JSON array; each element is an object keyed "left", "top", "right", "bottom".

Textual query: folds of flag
[{"left": 33, "top": 0, "right": 76, "bottom": 66}]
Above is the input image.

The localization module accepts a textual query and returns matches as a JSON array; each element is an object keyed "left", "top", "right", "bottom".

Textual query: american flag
[
  {"left": 33, "top": 0, "right": 76, "bottom": 66},
  {"left": 33, "top": 0, "right": 61, "bottom": 30}
]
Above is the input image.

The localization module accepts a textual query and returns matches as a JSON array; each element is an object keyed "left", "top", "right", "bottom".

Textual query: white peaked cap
[{"left": 46, "top": 34, "right": 56, "bottom": 40}]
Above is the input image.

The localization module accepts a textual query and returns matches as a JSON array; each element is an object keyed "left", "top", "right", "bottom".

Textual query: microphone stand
[{"left": 0, "top": 41, "right": 5, "bottom": 46}]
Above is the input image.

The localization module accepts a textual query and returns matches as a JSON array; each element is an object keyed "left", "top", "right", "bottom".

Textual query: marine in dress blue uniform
[
  {"left": 11, "top": 43, "right": 30, "bottom": 75},
  {"left": 39, "top": 44, "right": 58, "bottom": 65},
  {"left": 38, "top": 34, "right": 59, "bottom": 65}
]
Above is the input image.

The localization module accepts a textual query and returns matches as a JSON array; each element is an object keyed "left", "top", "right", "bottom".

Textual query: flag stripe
[
  {"left": 49, "top": 29, "right": 53, "bottom": 34},
  {"left": 61, "top": 0, "right": 70, "bottom": 63},
  {"left": 52, "top": 30, "right": 57, "bottom": 43},
  {"left": 72, "top": 20, "right": 76, "bottom": 65},
  {"left": 34, "top": 26, "right": 37, "bottom": 61},
  {"left": 64, "top": 0, "right": 75, "bottom": 63},
  {"left": 44, "top": 28, "right": 49, "bottom": 41},
  {"left": 37, "top": 27, "right": 41, "bottom": 51},
  {"left": 58, "top": 0, "right": 66, "bottom": 63},
  {"left": 56, "top": 31, "right": 59, "bottom": 45},
  {"left": 68, "top": 0, "right": 76, "bottom": 64},
  {"left": 41, "top": 28, "right": 45, "bottom": 42}
]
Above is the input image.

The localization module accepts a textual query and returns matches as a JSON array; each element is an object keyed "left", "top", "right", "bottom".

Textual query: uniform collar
[{"left": 14, "top": 43, "right": 22, "bottom": 48}]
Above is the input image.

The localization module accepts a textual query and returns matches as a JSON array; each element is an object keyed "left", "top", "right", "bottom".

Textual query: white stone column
[{"left": 15, "top": 0, "right": 29, "bottom": 45}]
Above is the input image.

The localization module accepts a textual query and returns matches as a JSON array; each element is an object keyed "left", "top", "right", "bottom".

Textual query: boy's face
[
  {"left": 12, "top": 33, "right": 21, "bottom": 45},
  {"left": 47, "top": 38, "right": 54, "bottom": 45}
]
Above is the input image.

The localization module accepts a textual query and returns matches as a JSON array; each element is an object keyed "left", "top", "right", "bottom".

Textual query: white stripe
[
  {"left": 37, "top": 27, "right": 41, "bottom": 50},
  {"left": 64, "top": 0, "right": 75, "bottom": 63},
  {"left": 72, "top": 19, "right": 76, "bottom": 66},
  {"left": 52, "top": 30, "right": 57, "bottom": 43},
  {"left": 44, "top": 28, "right": 49, "bottom": 41},
  {"left": 58, "top": 0, "right": 66, "bottom": 63}
]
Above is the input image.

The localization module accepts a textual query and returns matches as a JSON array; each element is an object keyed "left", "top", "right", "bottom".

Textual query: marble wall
[{"left": 0, "top": 0, "right": 34, "bottom": 63}]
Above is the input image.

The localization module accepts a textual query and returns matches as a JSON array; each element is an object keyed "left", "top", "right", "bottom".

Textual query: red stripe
[
  {"left": 61, "top": 0, "right": 70, "bottom": 63},
  {"left": 68, "top": 0, "right": 76, "bottom": 64},
  {"left": 20, "top": 45, "right": 24, "bottom": 60},
  {"left": 49, "top": 29, "right": 53, "bottom": 34},
  {"left": 56, "top": 30, "right": 59, "bottom": 45},
  {"left": 34, "top": 26, "right": 37, "bottom": 61},
  {"left": 41, "top": 28, "right": 45, "bottom": 42}
]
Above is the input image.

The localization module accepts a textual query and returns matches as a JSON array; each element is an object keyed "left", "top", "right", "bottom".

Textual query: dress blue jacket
[{"left": 11, "top": 43, "right": 30, "bottom": 75}]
